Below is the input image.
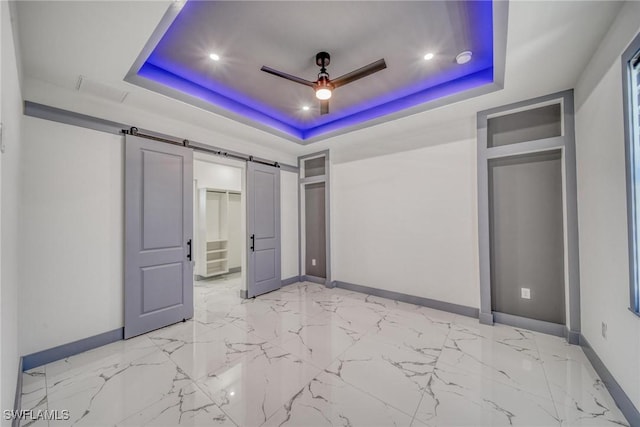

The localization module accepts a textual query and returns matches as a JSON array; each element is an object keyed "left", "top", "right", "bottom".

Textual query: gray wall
[
  {"left": 489, "top": 150, "right": 565, "bottom": 324},
  {"left": 305, "top": 182, "right": 326, "bottom": 278},
  {"left": 304, "top": 157, "right": 325, "bottom": 178},
  {"left": 488, "top": 104, "right": 562, "bottom": 147}
]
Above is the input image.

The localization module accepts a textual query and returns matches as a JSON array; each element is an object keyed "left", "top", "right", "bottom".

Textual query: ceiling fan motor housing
[{"left": 316, "top": 51, "right": 331, "bottom": 68}]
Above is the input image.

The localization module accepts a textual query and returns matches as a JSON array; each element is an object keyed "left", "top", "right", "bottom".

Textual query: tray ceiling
[{"left": 126, "top": 0, "right": 505, "bottom": 143}]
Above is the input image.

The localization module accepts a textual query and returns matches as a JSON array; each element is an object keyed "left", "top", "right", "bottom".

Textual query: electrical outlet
[
  {"left": 311, "top": 259, "right": 316, "bottom": 266},
  {"left": 602, "top": 322, "right": 607, "bottom": 339},
  {"left": 521, "top": 288, "right": 531, "bottom": 299}
]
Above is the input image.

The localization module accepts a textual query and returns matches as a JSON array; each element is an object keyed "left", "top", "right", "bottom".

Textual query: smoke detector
[{"left": 456, "top": 51, "right": 473, "bottom": 65}]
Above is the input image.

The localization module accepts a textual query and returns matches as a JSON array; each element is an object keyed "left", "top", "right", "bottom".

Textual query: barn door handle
[
  {"left": 250, "top": 234, "right": 255, "bottom": 252},
  {"left": 186, "top": 239, "right": 192, "bottom": 261}
]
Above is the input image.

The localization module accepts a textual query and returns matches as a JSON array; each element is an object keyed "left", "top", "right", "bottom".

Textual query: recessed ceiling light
[
  {"left": 209, "top": 53, "right": 220, "bottom": 61},
  {"left": 424, "top": 53, "right": 434, "bottom": 61},
  {"left": 302, "top": 105, "right": 310, "bottom": 111},
  {"left": 456, "top": 51, "right": 472, "bottom": 65}
]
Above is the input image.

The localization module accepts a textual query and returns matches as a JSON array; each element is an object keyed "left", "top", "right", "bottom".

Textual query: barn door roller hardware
[{"left": 123, "top": 127, "right": 281, "bottom": 168}]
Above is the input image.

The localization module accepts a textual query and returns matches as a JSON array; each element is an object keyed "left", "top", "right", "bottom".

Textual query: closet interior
[{"left": 193, "top": 160, "right": 243, "bottom": 281}]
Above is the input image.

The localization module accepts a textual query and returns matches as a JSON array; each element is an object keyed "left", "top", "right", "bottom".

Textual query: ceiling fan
[{"left": 260, "top": 52, "right": 387, "bottom": 115}]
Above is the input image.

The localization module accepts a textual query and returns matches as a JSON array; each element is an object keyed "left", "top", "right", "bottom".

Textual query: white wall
[
  {"left": 574, "top": 1, "right": 640, "bottom": 412},
  {"left": 1, "top": 0, "right": 23, "bottom": 420},
  {"left": 281, "top": 170, "right": 299, "bottom": 280},
  {"left": 19, "top": 117, "right": 123, "bottom": 356},
  {"left": 19, "top": 117, "right": 300, "bottom": 355},
  {"left": 332, "top": 139, "right": 479, "bottom": 308},
  {"left": 194, "top": 160, "right": 241, "bottom": 192},
  {"left": 205, "top": 193, "right": 223, "bottom": 241},
  {"left": 227, "top": 194, "right": 241, "bottom": 269}
]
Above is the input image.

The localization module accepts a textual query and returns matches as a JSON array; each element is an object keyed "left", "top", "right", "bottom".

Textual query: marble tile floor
[{"left": 20, "top": 275, "right": 629, "bottom": 427}]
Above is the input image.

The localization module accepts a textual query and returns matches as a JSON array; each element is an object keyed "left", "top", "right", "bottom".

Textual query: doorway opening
[
  {"left": 299, "top": 151, "right": 331, "bottom": 286},
  {"left": 477, "top": 90, "right": 580, "bottom": 341},
  {"left": 193, "top": 154, "right": 247, "bottom": 301}
]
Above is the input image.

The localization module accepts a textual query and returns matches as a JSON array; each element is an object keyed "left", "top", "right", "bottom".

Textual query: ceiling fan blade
[
  {"left": 260, "top": 66, "right": 315, "bottom": 87},
  {"left": 320, "top": 100, "right": 329, "bottom": 115},
  {"left": 332, "top": 59, "right": 387, "bottom": 88}
]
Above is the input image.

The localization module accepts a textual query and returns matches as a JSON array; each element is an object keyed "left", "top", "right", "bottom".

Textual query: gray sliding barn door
[
  {"left": 124, "top": 134, "right": 194, "bottom": 338},
  {"left": 247, "top": 162, "right": 281, "bottom": 297}
]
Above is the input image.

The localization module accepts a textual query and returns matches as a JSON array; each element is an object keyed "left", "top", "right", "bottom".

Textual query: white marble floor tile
[
  {"left": 45, "top": 335, "right": 159, "bottom": 389},
  {"left": 20, "top": 368, "right": 49, "bottom": 427},
  {"left": 415, "top": 363, "right": 561, "bottom": 426},
  {"left": 192, "top": 307, "right": 231, "bottom": 328},
  {"left": 47, "top": 350, "right": 186, "bottom": 426},
  {"left": 20, "top": 278, "right": 630, "bottom": 427},
  {"left": 20, "top": 402, "right": 50, "bottom": 427},
  {"left": 196, "top": 343, "right": 321, "bottom": 427},
  {"left": 257, "top": 283, "right": 324, "bottom": 303},
  {"left": 543, "top": 354, "right": 628, "bottom": 426},
  {"left": 229, "top": 308, "right": 313, "bottom": 343},
  {"left": 356, "top": 294, "right": 397, "bottom": 314},
  {"left": 147, "top": 319, "right": 221, "bottom": 344},
  {"left": 194, "top": 289, "right": 242, "bottom": 308},
  {"left": 276, "top": 319, "right": 363, "bottom": 369},
  {"left": 416, "top": 306, "right": 459, "bottom": 324},
  {"left": 222, "top": 299, "right": 277, "bottom": 322},
  {"left": 362, "top": 293, "right": 422, "bottom": 315},
  {"left": 305, "top": 285, "right": 357, "bottom": 301},
  {"left": 312, "top": 301, "right": 386, "bottom": 334},
  {"left": 325, "top": 335, "right": 436, "bottom": 417},
  {"left": 367, "top": 309, "right": 451, "bottom": 359},
  {"left": 257, "top": 293, "right": 326, "bottom": 318},
  {"left": 21, "top": 367, "right": 48, "bottom": 412},
  {"left": 116, "top": 381, "right": 235, "bottom": 426},
  {"left": 437, "top": 323, "right": 551, "bottom": 400},
  {"left": 155, "top": 323, "right": 268, "bottom": 381},
  {"left": 289, "top": 282, "right": 328, "bottom": 297},
  {"left": 263, "top": 371, "right": 414, "bottom": 427}
]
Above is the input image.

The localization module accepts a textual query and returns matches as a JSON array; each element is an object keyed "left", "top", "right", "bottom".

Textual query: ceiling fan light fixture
[
  {"left": 315, "top": 88, "right": 332, "bottom": 100},
  {"left": 315, "top": 76, "right": 333, "bottom": 100},
  {"left": 424, "top": 52, "right": 434, "bottom": 61},
  {"left": 209, "top": 53, "right": 220, "bottom": 61},
  {"left": 456, "top": 50, "right": 472, "bottom": 65}
]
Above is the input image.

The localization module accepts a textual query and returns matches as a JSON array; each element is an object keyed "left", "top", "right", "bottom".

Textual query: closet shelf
[
  {"left": 197, "top": 188, "right": 237, "bottom": 279},
  {"left": 206, "top": 258, "right": 228, "bottom": 264},
  {"left": 207, "top": 249, "right": 227, "bottom": 254}
]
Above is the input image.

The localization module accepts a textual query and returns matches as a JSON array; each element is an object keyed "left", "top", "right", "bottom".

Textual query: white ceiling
[
  {"left": 148, "top": 1, "right": 491, "bottom": 124},
  {"left": 15, "top": 1, "right": 623, "bottom": 163}
]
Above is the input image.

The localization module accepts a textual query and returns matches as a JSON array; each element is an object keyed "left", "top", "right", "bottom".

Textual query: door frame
[
  {"left": 477, "top": 90, "right": 581, "bottom": 343},
  {"left": 298, "top": 150, "right": 332, "bottom": 286},
  {"left": 193, "top": 152, "right": 248, "bottom": 297}
]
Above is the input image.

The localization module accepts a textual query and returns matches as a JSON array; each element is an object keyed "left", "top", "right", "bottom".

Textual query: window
[{"left": 623, "top": 34, "right": 640, "bottom": 315}]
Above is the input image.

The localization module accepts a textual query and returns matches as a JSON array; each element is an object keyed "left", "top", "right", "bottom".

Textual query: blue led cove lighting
[{"left": 135, "top": 0, "right": 496, "bottom": 142}]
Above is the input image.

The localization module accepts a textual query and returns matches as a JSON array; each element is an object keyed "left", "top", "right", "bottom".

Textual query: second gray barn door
[
  {"left": 124, "top": 134, "right": 194, "bottom": 338},
  {"left": 247, "top": 162, "right": 281, "bottom": 297}
]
